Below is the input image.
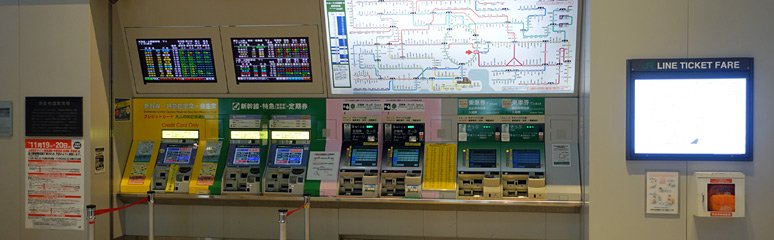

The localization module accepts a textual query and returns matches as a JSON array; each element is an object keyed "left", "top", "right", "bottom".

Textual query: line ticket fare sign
[
  {"left": 325, "top": 0, "right": 579, "bottom": 95},
  {"left": 25, "top": 138, "right": 85, "bottom": 230}
]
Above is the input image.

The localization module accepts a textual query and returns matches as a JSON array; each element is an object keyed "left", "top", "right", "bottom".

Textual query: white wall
[
  {"left": 588, "top": 0, "right": 774, "bottom": 239},
  {"left": 0, "top": 0, "right": 110, "bottom": 239},
  {"left": 0, "top": 1, "right": 22, "bottom": 238}
]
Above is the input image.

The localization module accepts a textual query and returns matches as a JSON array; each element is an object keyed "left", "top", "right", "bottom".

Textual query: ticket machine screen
[
  {"left": 512, "top": 150, "right": 541, "bottom": 169},
  {"left": 392, "top": 148, "right": 420, "bottom": 167},
  {"left": 162, "top": 145, "right": 194, "bottom": 164},
  {"left": 232, "top": 146, "right": 262, "bottom": 166},
  {"left": 274, "top": 147, "right": 304, "bottom": 166},
  {"left": 468, "top": 149, "right": 497, "bottom": 168},
  {"left": 351, "top": 148, "right": 378, "bottom": 167}
]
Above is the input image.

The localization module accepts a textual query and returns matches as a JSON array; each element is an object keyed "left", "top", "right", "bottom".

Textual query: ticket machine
[
  {"left": 457, "top": 123, "right": 502, "bottom": 198},
  {"left": 500, "top": 123, "right": 546, "bottom": 199},
  {"left": 222, "top": 126, "right": 267, "bottom": 195},
  {"left": 380, "top": 123, "right": 424, "bottom": 198},
  {"left": 152, "top": 130, "right": 200, "bottom": 193},
  {"left": 263, "top": 115, "right": 312, "bottom": 195},
  {"left": 339, "top": 123, "right": 380, "bottom": 197}
]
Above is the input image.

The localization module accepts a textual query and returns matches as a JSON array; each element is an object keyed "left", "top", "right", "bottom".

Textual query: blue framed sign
[{"left": 626, "top": 58, "right": 753, "bottom": 161}]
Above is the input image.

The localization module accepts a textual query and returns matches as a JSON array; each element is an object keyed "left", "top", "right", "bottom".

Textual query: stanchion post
[
  {"left": 86, "top": 204, "right": 96, "bottom": 240},
  {"left": 147, "top": 191, "right": 155, "bottom": 240},
  {"left": 303, "top": 194, "right": 311, "bottom": 240},
  {"left": 278, "top": 209, "right": 288, "bottom": 240}
]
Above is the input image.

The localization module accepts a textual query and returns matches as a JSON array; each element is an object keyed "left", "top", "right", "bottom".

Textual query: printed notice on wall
[
  {"left": 551, "top": 144, "right": 572, "bottom": 167},
  {"left": 422, "top": 143, "right": 457, "bottom": 191},
  {"left": 25, "top": 138, "right": 85, "bottom": 230},
  {"left": 646, "top": 172, "right": 679, "bottom": 215},
  {"left": 307, "top": 152, "right": 341, "bottom": 197},
  {"left": 307, "top": 152, "right": 340, "bottom": 181}
]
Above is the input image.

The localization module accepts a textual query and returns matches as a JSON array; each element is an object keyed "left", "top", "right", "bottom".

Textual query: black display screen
[
  {"left": 231, "top": 38, "right": 312, "bottom": 82},
  {"left": 137, "top": 39, "right": 217, "bottom": 82}
]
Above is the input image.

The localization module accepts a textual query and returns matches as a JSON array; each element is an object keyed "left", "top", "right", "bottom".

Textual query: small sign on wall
[
  {"left": 25, "top": 97, "right": 83, "bottom": 137},
  {"left": 646, "top": 172, "right": 679, "bottom": 215},
  {"left": 0, "top": 101, "right": 11, "bottom": 137}
]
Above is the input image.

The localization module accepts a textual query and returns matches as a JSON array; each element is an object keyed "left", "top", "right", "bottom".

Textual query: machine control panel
[
  {"left": 458, "top": 123, "right": 502, "bottom": 198},
  {"left": 264, "top": 122, "right": 312, "bottom": 196},
  {"left": 381, "top": 123, "right": 424, "bottom": 197},
  {"left": 223, "top": 142, "right": 264, "bottom": 194},
  {"left": 340, "top": 123, "right": 380, "bottom": 197},
  {"left": 501, "top": 123, "right": 545, "bottom": 198},
  {"left": 152, "top": 131, "right": 199, "bottom": 193}
]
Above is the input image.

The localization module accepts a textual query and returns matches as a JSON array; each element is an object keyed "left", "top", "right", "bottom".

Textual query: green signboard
[{"left": 457, "top": 98, "right": 545, "bottom": 115}]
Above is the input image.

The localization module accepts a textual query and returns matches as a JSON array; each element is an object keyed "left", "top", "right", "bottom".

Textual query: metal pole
[
  {"left": 278, "top": 209, "right": 288, "bottom": 240},
  {"left": 147, "top": 191, "right": 155, "bottom": 240},
  {"left": 86, "top": 204, "right": 96, "bottom": 240},
  {"left": 303, "top": 194, "right": 311, "bottom": 240}
]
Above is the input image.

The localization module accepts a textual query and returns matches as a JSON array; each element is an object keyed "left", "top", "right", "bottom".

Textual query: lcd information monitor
[
  {"left": 136, "top": 39, "right": 217, "bottom": 82},
  {"left": 626, "top": 58, "right": 753, "bottom": 160},
  {"left": 351, "top": 148, "right": 378, "bottom": 167},
  {"left": 231, "top": 38, "right": 312, "bottom": 82}
]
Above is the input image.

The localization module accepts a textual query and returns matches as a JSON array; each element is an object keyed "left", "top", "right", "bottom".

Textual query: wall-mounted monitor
[
  {"left": 126, "top": 27, "right": 228, "bottom": 94},
  {"left": 626, "top": 58, "right": 754, "bottom": 161},
  {"left": 322, "top": 0, "right": 580, "bottom": 96},
  {"left": 136, "top": 39, "right": 217, "bottom": 82},
  {"left": 231, "top": 38, "right": 312, "bottom": 82},
  {"left": 220, "top": 25, "right": 326, "bottom": 96}
]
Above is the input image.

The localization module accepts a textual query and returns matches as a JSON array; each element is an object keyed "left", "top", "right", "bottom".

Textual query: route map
[{"left": 325, "top": 0, "right": 579, "bottom": 95}]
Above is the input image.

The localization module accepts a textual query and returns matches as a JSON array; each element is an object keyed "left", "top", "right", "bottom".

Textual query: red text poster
[{"left": 25, "top": 138, "right": 84, "bottom": 230}]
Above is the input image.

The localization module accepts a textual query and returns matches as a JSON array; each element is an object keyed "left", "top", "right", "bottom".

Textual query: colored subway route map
[{"left": 325, "top": 0, "right": 579, "bottom": 95}]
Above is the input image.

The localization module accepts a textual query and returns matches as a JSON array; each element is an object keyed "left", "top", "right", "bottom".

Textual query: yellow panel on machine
[{"left": 120, "top": 99, "right": 219, "bottom": 194}]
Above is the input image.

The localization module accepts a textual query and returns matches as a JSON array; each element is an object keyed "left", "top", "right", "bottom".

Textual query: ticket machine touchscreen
[
  {"left": 351, "top": 148, "right": 378, "bottom": 167},
  {"left": 232, "top": 146, "right": 262, "bottom": 166}
]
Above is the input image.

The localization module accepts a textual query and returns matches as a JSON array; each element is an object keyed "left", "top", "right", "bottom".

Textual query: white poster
[
  {"left": 551, "top": 144, "right": 572, "bottom": 167},
  {"left": 307, "top": 151, "right": 341, "bottom": 197},
  {"left": 646, "top": 172, "right": 679, "bottom": 215},
  {"left": 25, "top": 138, "right": 85, "bottom": 230},
  {"left": 307, "top": 152, "right": 340, "bottom": 181}
]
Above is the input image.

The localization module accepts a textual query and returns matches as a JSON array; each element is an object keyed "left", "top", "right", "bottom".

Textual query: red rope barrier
[
  {"left": 286, "top": 204, "right": 305, "bottom": 217},
  {"left": 94, "top": 197, "right": 149, "bottom": 216}
]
